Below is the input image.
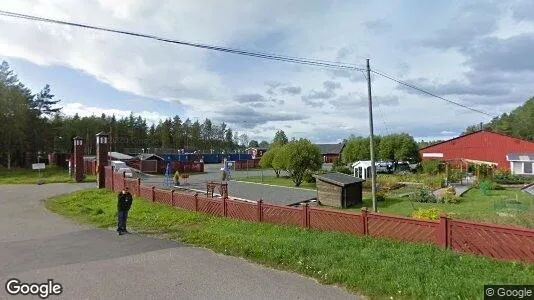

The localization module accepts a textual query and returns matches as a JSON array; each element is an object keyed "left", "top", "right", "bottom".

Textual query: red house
[{"left": 419, "top": 130, "right": 534, "bottom": 171}]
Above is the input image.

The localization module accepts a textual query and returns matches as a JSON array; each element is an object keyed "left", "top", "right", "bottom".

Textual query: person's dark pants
[{"left": 117, "top": 210, "right": 129, "bottom": 232}]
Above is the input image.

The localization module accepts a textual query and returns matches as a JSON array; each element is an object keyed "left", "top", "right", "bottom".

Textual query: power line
[
  {"left": 370, "top": 69, "right": 497, "bottom": 118},
  {"left": 0, "top": 10, "right": 366, "bottom": 72},
  {"left": 0, "top": 9, "right": 498, "bottom": 119}
]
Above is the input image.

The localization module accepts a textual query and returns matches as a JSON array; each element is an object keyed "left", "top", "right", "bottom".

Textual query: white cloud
[
  {"left": 61, "top": 102, "right": 169, "bottom": 125},
  {"left": 0, "top": 1, "right": 530, "bottom": 142}
]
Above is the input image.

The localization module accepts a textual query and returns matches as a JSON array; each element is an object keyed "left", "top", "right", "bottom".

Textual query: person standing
[{"left": 117, "top": 187, "right": 133, "bottom": 235}]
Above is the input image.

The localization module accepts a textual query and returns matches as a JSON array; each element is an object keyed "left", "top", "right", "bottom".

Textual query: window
[{"left": 524, "top": 162, "right": 532, "bottom": 174}]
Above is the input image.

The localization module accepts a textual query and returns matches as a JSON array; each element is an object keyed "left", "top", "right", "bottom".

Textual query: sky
[{"left": 1, "top": 0, "right": 534, "bottom": 144}]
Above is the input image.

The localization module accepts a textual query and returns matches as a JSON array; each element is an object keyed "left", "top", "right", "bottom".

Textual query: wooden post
[
  {"left": 151, "top": 186, "right": 155, "bottom": 202},
  {"left": 257, "top": 199, "right": 263, "bottom": 222},
  {"left": 361, "top": 207, "right": 369, "bottom": 235},
  {"left": 110, "top": 166, "right": 115, "bottom": 192},
  {"left": 438, "top": 213, "right": 449, "bottom": 249},
  {"left": 223, "top": 196, "right": 228, "bottom": 217},
  {"left": 194, "top": 194, "right": 199, "bottom": 211},
  {"left": 137, "top": 178, "right": 141, "bottom": 197},
  {"left": 171, "top": 189, "right": 175, "bottom": 206},
  {"left": 301, "top": 203, "right": 310, "bottom": 229},
  {"left": 123, "top": 171, "right": 126, "bottom": 191}
]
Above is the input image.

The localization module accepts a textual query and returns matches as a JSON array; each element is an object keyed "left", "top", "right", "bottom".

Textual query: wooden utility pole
[{"left": 366, "top": 59, "right": 378, "bottom": 212}]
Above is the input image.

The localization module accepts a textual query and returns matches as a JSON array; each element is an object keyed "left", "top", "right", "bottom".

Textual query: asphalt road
[
  {"left": 0, "top": 183, "right": 362, "bottom": 300},
  {"left": 142, "top": 164, "right": 317, "bottom": 205}
]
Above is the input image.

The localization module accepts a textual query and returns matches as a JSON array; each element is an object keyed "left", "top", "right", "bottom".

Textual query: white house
[
  {"left": 351, "top": 160, "right": 373, "bottom": 179},
  {"left": 506, "top": 153, "right": 534, "bottom": 175}
]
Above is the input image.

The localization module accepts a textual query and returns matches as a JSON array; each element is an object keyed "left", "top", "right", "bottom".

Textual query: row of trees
[
  {"left": 258, "top": 130, "right": 422, "bottom": 186},
  {"left": 464, "top": 97, "right": 534, "bottom": 140},
  {"left": 341, "top": 133, "right": 420, "bottom": 165},
  {"left": 0, "top": 60, "right": 267, "bottom": 169}
]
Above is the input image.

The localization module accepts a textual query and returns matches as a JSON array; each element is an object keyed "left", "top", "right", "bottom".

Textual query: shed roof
[
  {"left": 315, "top": 143, "right": 345, "bottom": 154},
  {"left": 351, "top": 160, "right": 373, "bottom": 168},
  {"left": 109, "top": 151, "right": 134, "bottom": 160},
  {"left": 313, "top": 172, "right": 365, "bottom": 187},
  {"left": 137, "top": 153, "right": 164, "bottom": 160},
  {"left": 506, "top": 153, "right": 534, "bottom": 162}
]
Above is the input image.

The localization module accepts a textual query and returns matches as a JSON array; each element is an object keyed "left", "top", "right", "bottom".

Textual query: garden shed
[{"left": 313, "top": 172, "right": 365, "bottom": 208}]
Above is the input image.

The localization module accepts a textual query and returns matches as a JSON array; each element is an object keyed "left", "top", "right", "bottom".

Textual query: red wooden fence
[{"left": 102, "top": 166, "right": 534, "bottom": 263}]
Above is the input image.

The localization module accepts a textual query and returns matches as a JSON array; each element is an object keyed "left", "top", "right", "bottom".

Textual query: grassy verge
[
  {"left": 348, "top": 188, "right": 534, "bottom": 229},
  {"left": 0, "top": 165, "right": 96, "bottom": 184},
  {"left": 233, "top": 175, "right": 316, "bottom": 190},
  {"left": 46, "top": 189, "right": 534, "bottom": 299}
]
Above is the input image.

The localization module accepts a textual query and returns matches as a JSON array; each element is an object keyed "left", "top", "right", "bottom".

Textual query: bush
[
  {"left": 409, "top": 188, "right": 438, "bottom": 203},
  {"left": 422, "top": 160, "right": 441, "bottom": 175},
  {"left": 332, "top": 165, "right": 352, "bottom": 175},
  {"left": 493, "top": 170, "right": 534, "bottom": 185},
  {"left": 303, "top": 171, "right": 315, "bottom": 183},
  {"left": 376, "top": 191, "right": 387, "bottom": 202},
  {"left": 443, "top": 186, "right": 461, "bottom": 204},
  {"left": 412, "top": 208, "right": 441, "bottom": 220}
]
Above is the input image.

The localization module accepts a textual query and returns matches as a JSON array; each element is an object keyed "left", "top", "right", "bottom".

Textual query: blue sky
[{"left": 1, "top": 0, "right": 534, "bottom": 143}]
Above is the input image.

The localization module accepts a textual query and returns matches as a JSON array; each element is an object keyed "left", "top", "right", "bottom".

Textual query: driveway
[
  {"left": 0, "top": 183, "right": 361, "bottom": 299},
  {"left": 142, "top": 164, "right": 317, "bottom": 205}
]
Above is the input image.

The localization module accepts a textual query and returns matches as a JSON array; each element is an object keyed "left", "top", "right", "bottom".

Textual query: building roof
[
  {"left": 420, "top": 130, "right": 534, "bottom": 151},
  {"left": 109, "top": 152, "right": 134, "bottom": 160},
  {"left": 137, "top": 153, "right": 165, "bottom": 160},
  {"left": 506, "top": 153, "right": 534, "bottom": 161},
  {"left": 351, "top": 160, "right": 373, "bottom": 168},
  {"left": 315, "top": 143, "right": 345, "bottom": 154},
  {"left": 313, "top": 172, "right": 365, "bottom": 187}
]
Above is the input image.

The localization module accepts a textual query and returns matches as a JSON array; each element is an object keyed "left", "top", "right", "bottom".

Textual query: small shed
[
  {"left": 313, "top": 172, "right": 365, "bottom": 208},
  {"left": 351, "top": 160, "right": 373, "bottom": 179}
]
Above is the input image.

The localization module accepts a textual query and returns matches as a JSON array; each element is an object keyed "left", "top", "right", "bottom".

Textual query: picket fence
[{"left": 105, "top": 167, "right": 534, "bottom": 263}]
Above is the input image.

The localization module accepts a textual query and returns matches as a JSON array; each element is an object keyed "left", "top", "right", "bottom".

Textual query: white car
[{"left": 116, "top": 167, "right": 133, "bottom": 178}]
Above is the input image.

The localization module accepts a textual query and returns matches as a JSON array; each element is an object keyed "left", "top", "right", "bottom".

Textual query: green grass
[
  {"left": 46, "top": 189, "right": 534, "bottom": 300},
  {"left": 0, "top": 165, "right": 96, "bottom": 184},
  {"left": 233, "top": 175, "right": 316, "bottom": 190},
  {"left": 349, "top": 188, "right": 534, "bottom": 229}
]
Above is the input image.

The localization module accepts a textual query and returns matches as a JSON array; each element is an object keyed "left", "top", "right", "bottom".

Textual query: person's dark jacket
[{"left": 117, "top": 192, "right": 133, "bottom": 211}]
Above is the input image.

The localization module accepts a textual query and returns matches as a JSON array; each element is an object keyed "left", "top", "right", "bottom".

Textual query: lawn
[
  {"left": 0, "top": 165, "right": 96, "bottom": 184},
  {"left": 233, "top": 175, "right": 317, "bottom": 190},
  {"left": 46, "top": 189, "right": 534, "bottom": 300},
  {"left": 348, "top": 187, "right": 534, "bottom": 229}
]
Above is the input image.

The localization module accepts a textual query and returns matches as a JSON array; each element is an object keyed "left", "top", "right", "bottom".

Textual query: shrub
[
  {"left": 376, "top": 191, "right": 387, "bottom": 202},
  {"left": 443, "top": 186, "right": 461, "bottom": 203},
  {"left": 332, "top": 165, "right": 352, "bottom": 175},
  {"left": 422, "top": 160, "right": 441, "bottom": 175},
  {"left": 412, "top": 208, "right": 441, "bottom": 220},
  {"left": 479, "top": 180, "right": 493, "bottom": 195},
  {"left": 493, "top": 170, "right": 534, "bottom": 185},
  {"left": 409, "top": 188, "right": 438, "bottom": 203},
  {"left": 303, "top": 171, "right": 315, "bottom": 183}
]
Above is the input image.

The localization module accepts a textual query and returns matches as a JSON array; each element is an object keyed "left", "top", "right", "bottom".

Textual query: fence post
[
  {"left": 122, "top": 171, "right": 126, "bottom": 190},
  {"left": 361, "top": 207, "right": 369, "bottom": 235},
  {"left": 194, "top": 194, "right": 199, "bottom": 211},
  {"left": 137, "top": 178, "right": 141, "bottom": 197},
  {"left": 257, "top": 199, "right": 263, "bottom": 222},
  {"left": 110, "top": 166, "right": 114, "bottom": 192},
  {"left": 151, "top": 186, "right": 155, "bottom": 202},
  {"left": 438, "top": 213, "right": 449, "bottom": 249},
  {"left": 302, "top": 203, "right": 310, "bottom": 229},
  {"left": 223, "top": 196, "right": 228, "bottom": 217}
]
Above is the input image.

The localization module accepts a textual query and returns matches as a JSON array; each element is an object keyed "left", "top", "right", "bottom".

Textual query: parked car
[{"left": 116, "top": 167, "right": 133, "bottom": 178}]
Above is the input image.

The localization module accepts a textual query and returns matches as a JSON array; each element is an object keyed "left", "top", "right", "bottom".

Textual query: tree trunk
[{"left": 7, "top": 152, "right": 11, "bottom": 170}]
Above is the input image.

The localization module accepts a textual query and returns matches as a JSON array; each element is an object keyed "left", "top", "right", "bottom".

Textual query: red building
[{"left": 419, "top": 130, "right": 534, "bottom": 171}]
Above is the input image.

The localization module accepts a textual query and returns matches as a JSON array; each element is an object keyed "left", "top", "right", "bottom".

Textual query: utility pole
[{"left": 366, "top": 59, "right": 378, "bottom": 212}]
